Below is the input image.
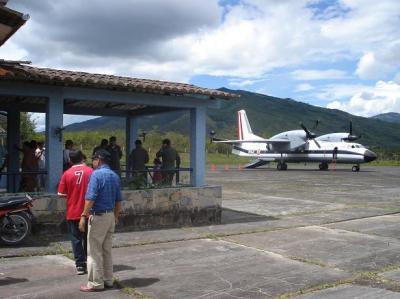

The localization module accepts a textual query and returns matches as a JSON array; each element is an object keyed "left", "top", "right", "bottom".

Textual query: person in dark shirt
[
  {"left": 92, "top": 139, "right": 108, "bottom": 157},
  {"left": 128, "top": 139, "right": 149, "bottom": 184},
  {"left": 156, "top": 138, "right": 181, "bottom": 186},
  {"left": 107, "top": 136, "right": 122, "bottom": 176}
]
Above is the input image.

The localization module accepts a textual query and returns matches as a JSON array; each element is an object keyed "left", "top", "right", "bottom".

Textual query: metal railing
[
  {"left": 0, "top": 170, "right": 47, "bottom": 193},
  {"left": 120, "top": 167, "right": 193, "bottom": 190}
]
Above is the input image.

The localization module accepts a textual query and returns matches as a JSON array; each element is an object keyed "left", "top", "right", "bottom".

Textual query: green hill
[
  {"left": 371, "top": 112, "right": 400, "bottom": 124},
  {"left": 65, "top": 88, "right": 400, "bottom": 149}
]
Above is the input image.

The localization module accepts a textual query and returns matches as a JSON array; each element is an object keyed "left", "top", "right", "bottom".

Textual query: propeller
[
  {"left": 343, "top": 120, "right": 361, "bottom": 141},
  {"left": 313, "top": 119, "right": 321, "bottom": 130},
  {"left": 300, "top": 122, "right": 321, "bottom": 148},
  {"left": 209, "top": 130, "right": 216, "bottom": 144}
]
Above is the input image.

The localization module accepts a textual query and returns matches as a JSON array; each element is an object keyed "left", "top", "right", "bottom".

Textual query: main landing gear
[
  {"left": 277, "top": 162, "right": 287, "bottom": 170},
  {"left": 352, "top": 165, "right": 360, "bottom": 172},
  {"left": 318, "top": 162, "right": 329, "bottom": 171}
]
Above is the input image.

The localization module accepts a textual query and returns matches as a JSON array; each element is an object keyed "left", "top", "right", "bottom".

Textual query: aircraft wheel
[
  {"left": 277, "top": 163, "right": 282, "bottom": 170},
  {"left": 282, "top": 163, "right": 288, "bottom": 170},
  {"left": 319, "top": 163, "right": 328, "bottom": 170},
  {"left": 352, "top": 165, "right": 360, "bottom": 172}
]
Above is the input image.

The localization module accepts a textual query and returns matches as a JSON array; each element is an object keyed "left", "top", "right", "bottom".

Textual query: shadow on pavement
[
  {"left": 119, "top": 277, "right": 160, "bottom": 288},
  {"left": 221, "top": 208, "right": 279, "bottom": 224},
  {"left": 114, "top": 264, "right": 136, "bottom": 272},
  {"left": 0, "top": 277, "right": 29, "bottom": 286}
]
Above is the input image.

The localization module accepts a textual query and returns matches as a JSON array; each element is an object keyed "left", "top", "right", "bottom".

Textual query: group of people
[
  {"left": 64, "top": 136, "right": 123, "bottom": 176},
  {"left": 18, "top": 140, "right": 46, "bottom": 192},
  {"left": 129, "top": 138, "right": 181, "bottom": 186},
  {"left": 58, "top": 148, "right": 122, "bottom": 291},
  {"left": 57, "top": 137, "right": 180, "bottom": 291}
]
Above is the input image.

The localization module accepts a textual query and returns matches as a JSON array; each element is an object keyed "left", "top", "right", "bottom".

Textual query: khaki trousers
[{"left": 87, "top": 213, "right": 115, "bottom": 289}]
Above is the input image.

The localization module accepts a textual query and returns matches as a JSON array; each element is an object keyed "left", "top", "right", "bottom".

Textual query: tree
[{"left": 20, "top": 112, "right": 38, "bottom": 141}]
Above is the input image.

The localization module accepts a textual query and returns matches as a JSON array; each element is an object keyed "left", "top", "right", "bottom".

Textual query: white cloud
[
  {"left": 227, "top": 78, "right": 267, "bottom": 88},
  {"left": 291, "top": 69, "right": 349, "bottom": 81},
  {"left": 295, "top": 83, "right": 314, "bottom": 92},
  {"left": 2, "top": 0, "right": 398, "bottom": 82},
  {"left": 327, "top": 80, "right": 400, "bottom": 116},
  {"left": 314, "top": 83, "right": 373, "bottom": 101},
  {"left": 355, "top": 43, "right": 400, "bottom": 80}
]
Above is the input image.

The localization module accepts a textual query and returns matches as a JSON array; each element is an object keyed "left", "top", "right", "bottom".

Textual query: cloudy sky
[{"left": 1, "top": 0, "right": 399, "bottom": 129}]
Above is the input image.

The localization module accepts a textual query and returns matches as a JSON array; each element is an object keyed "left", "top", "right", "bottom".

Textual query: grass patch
[
  {"left": 114, "top": 279, "right": 152, "bottom": 299},
  {"left": 289, "top": 256, "right": 328, "bottom": 268}
]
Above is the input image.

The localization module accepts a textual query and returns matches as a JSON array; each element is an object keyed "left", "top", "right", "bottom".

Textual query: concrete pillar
[
  {"left": 190, "top": 106, "right": 206, "bottom": 187},
  {"left": 6, "top": 109, "right": 20, "bottom": 192},
  {"left": 125, "top": 116, "right": 138, "bottom": 177},
  {"left": 45, "top": 94, "right": 64, "bottom": 193}
]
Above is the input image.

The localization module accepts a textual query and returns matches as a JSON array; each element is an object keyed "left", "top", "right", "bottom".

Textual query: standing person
[
  {"left": 63, "top": 140, "right": 74, "bottom": 171},
  {"left": 107, "top": 136, "right": 122, "bottom": 176},
  {"left": 152, "top": 158, "right": 162, "bottom": 186},
  {"left": 79, "top": 149, "right": 122, "bottom": 292},
  {"left": 92, "top": 139, "right": 108, "bottom": 157},
  {"left": 128, "top": 139, "right": 149, "bottom": 184},
  {"left": 58, "top": 150, "right": 93, "bottom": 275},
  {"left": 19, "top": 141, "right": 38, "bottom": 192},
  {"left": 35, "top": 141, "right": 46, "bottom": 191},
  {"left": 156, "top": 138, "right": 181, "bottom": 186}
]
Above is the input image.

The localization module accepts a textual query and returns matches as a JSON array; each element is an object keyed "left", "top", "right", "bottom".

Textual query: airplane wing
[{"left": 212, "top": 138, "right": 290, "bottom": 145}]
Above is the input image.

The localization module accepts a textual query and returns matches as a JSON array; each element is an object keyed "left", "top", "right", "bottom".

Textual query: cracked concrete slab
[
  {"left": 293, "top": 284, "right": 400, "bottom": 299},
  {"left": 0, "top": 255, "right": 132, "bottom": 299},
  {"left": 324, "top": 215, "right": 400, "bottom": 239},
  {"left": 381, "top": 269, "right": 400, "bottom": 281},
  {"left": 111, "top": 238, "right": 350, "bottom": 299},
  {"left": 224, "top": 226, "right": 400, "bottom": 272},
  {"left": 222, "top": 192, "right": 346, "bottom": 217}
]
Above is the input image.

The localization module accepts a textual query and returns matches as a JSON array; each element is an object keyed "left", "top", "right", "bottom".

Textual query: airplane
[{"left": 211, "top": 110, "right": 377, "bottom": 171}]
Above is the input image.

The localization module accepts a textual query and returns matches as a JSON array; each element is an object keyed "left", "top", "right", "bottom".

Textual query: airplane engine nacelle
[{"left": 270, "top": 130, "right": 307, "bottom": 151}]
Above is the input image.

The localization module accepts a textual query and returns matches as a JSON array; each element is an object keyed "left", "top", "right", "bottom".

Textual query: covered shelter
[{"left": 0, "top": 61, "right": 235, "bottom": 192}]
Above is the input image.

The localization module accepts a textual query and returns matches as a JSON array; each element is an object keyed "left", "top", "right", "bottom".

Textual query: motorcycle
[{"left": 0, "top": 194, "right": 35, "bottom": 245}]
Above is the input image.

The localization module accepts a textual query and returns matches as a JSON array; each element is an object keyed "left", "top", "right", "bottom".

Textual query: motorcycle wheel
[{"left": 0, "top": 212, "right": 32, "bottom": 245}]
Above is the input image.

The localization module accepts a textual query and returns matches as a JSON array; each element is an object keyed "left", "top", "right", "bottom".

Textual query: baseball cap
[{"left": 92, "top": 149, "right": 111, "bottom": 161}]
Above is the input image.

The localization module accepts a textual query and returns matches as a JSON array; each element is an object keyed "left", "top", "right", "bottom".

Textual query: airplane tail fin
[{"left": 237, "top": 110, "right": 260, "bottom": 140}]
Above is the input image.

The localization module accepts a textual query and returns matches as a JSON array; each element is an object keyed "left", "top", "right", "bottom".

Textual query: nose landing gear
[
  {"left": 319, "top": 162, "right": 329, "bottom": 171},
  {"left": 277, "top": 162, "right": 287, "bottom": 170},
  {"left": 352, "top": 165, "right": 360, "bottom": 172}
]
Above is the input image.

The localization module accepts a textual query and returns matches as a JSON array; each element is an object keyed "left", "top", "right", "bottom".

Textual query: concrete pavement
[{"left": 1, "top": 165, "right": 400, "bottom": 298}]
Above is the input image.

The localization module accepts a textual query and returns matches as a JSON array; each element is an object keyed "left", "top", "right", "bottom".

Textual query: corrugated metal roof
[{"left": 0, "top": 61, "right": 238, "bottom": 100}]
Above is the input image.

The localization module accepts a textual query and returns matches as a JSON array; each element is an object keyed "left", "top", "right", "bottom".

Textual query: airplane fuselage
[{"left": 233, "top": 140, "right": 376, "bottom": 164}]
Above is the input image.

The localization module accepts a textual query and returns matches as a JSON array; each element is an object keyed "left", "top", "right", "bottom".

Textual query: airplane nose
[{"left": 364, "top": 150, "right": 377, "bottom": 162}]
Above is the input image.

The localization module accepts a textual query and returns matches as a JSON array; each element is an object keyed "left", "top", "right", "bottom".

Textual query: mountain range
[
  {"left": 372, "top": 112, "right": 400, "bottom": 124},
  {"left": 65, "top": 88, "right": 400, "bottom": 149}
]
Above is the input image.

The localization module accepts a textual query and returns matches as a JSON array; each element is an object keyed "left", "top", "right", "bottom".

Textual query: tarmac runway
[{"left": 1, "top": 165, "right": 400, "bottom": 298}]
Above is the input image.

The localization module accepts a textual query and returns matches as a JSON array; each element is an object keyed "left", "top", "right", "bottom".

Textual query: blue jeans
[{"left": 67, "top": 220, "right": 87, "bottom": 268}]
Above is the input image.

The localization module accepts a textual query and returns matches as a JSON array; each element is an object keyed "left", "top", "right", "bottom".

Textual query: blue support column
[
  {"left": 6, "top": 109, "right": 20, "bottom": 192},
  {"left": 125, "top": 116, "right": 138, "bottom": 177},
  {"left": 45, "top": 95, "right": 64, "bottom": 193},
  {"left": 190, "top": 106, "right": 206, "bottom": 187}
]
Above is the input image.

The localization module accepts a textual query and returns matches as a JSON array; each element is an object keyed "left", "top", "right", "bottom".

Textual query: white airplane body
[{"left": 213, "top": 110, "right": 377, "bottom": 171}]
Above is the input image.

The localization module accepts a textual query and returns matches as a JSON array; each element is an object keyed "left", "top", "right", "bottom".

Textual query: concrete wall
[{"left": 21, "top": 186, "right": 222, "bottom": 232}]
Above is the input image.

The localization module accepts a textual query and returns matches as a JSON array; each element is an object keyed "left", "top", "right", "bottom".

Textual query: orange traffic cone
[
  {"left": 210, "top": 164, "right": 217, "bottom": 172},
  {"left": 223, "top": 164, "right": 230, "bottom": 171}
]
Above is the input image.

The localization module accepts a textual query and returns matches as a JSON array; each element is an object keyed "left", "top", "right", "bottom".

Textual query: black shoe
[
  {"left": 104, "top": 282, "right": 114, "bottom": 289},
  {"left": 76, "top": 266, "right": 87, "bottom": 275}
]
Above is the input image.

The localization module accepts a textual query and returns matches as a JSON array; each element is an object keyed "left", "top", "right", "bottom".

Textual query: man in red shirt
[{"left": 58, "top": 150, "right": 93, "bottom": 275}]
